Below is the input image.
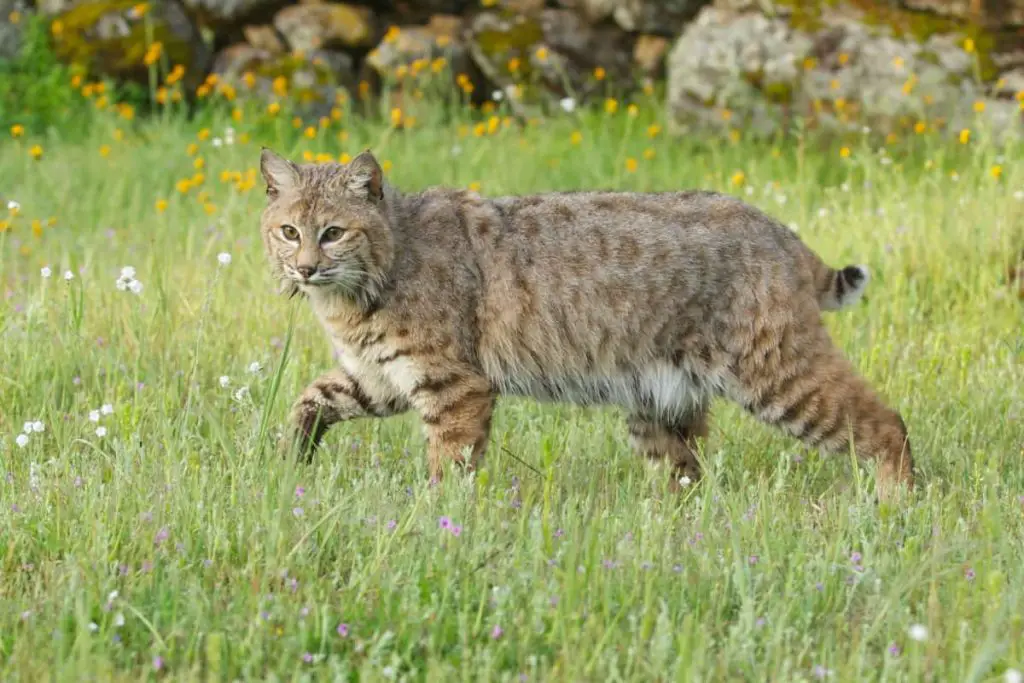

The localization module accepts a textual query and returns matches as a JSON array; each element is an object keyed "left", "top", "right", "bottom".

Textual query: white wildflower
[
  {"left": 817, "top": 208, "right": 828, "bottom": 218},
  {"left": 101, "top": 404, "right": 113, "bottom": 415},
  {"left": 219, "top": 376, "right": 230, "bottom": 388},
  {"left": 559, "top": 97, "right": 576, "bottom": 113},
  {"left": 908, "top": 624, "right": 928, "bottom": 642},
  {"left": 113, "top": 612, "right": 125, "bottom": 628},
  {"left": 31, "top": 421, "right": 44, "bottom": 433},
  {"left": 128, "top": 279, "right": 143, "bottom": 295},
  {"left": 247, "top": 361, "right": 262, "bottom": 374},
  {"left": 492, "top": 89, "right": 504, "bottom": 101},
  {"left": 108, "top": 590, "right": 119, "bottom": 602},
  {"left": 678, "top": 476, "right": 692, "bottom": 488},
  {"left": 212, "top": 137, "right": 223, "bottom": 147},
  {"left": 789, "top": 223, "right": 800, "bottom": 232},
  {"left": 40, "top": 266, "right": 52, "bottom": 278},
  {"left": 15, "top": 433, "right": 29, "bottom": 448},
  {"left": 1005, "top": 669, "right": 1023, "bottom": 683},
  {"left": 217, "top": 252, "right": 231, "bottom": 266},
  {"left": 7, "top": 200, "right": 20, "bottom": 211},
  {"left": 95, "top": 426, "right": 107, "bottom": 438},
  {"left": 22, "top": 421, "right": 32, "bottom": 434},
  {"left": 63, "top": 270, "right": 74, "bottom": 281},
  {"left": 88, "top": 622, "right": 99, "bottom": 633},
  {"left": 120, "top": 266, "right": 136, "bottom": 280},
  {"left": 1014, "top": 190, "right": 1023, "bottom": 201},
  {"left": 234, "top": 386, "right": 250, "bottom": 401},
  {"left": 88, "top": 410, "right": 100, "bottom": 422},
  {"left": 116, "top": 278, "right": 129, "bottom": 292}
]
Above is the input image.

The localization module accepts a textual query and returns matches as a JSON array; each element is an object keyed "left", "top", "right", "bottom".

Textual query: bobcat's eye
[
  {"left": 321, "top": 226, "right": 345, "bottom": 243},
  {"left": 280, "top": 225, "right": 300, "bottom": 241}
]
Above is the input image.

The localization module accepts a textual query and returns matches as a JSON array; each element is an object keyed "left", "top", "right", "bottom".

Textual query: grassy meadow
[{"left": 1, "top": 90, "right": 1023, "bottom": 681}]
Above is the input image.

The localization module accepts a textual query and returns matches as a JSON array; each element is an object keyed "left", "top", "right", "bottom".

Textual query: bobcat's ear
[
  {"left": 343, "top": 149, "right": 384, "bottom": 202},
  {"left": 260, "top": 148, "right": 300, "bottom": 198}
]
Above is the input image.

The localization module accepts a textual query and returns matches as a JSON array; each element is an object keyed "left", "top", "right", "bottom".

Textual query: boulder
[
  {"left": 666, "top": 1, "right": 1023, "bottom": 139},
  {"left": 0, "top": 0, "right": 25, "bottom": 60},
  {"left": 273, "top": 3, "right": 376, "bottom": 54},
  {"left": 900, "top": 0, "right": 1024, "bottom": 28},
  {"left": 180, "top": 0, "right": 288, "bottom": 27},
  {"left": 50, "top": 0, "right": 210, "bottom": 91},
  {"left": 555, "top": 0, "right": 712, "bottom": 36},
  {"left": 362, "top": 16, "right": 481, "bottom": 102},
  {"left": 212, "top": 42, "right": 354, "bottom": 117},
  {"left": 466, "top": 8, "right": 634, "bottom": 107}
]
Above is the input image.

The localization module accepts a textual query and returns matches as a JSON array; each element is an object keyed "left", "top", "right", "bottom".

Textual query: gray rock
[{"left": 667, "top": 2, "right": 1022, "bottom": 140}]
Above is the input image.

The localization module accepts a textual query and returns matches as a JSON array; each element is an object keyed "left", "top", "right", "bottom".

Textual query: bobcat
[{"left": 259, "top": 148, "right": 914, "bottom": 498}]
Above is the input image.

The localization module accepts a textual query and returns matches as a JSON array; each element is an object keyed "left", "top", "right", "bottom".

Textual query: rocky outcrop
[
  {"left": 273, "top": 3, "right": 376, "bottom": 53},
  {"left": 666, "top": 1, "right": 1022, "bottom": 139},
  {"left": 49, "top": 0, "right": 211, "bottom": 91},
  {"left": 5, "top": 0, "right": 1020, "bottom": 137}
]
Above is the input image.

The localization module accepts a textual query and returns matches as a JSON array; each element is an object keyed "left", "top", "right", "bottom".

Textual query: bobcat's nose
[{"left": 296, "top": 265, "right": 317, "bottom": 279}]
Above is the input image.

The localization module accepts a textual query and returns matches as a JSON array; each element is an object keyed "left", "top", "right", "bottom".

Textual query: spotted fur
[{"left": 260, "top": 148, "right": 914, "bottom": 497}]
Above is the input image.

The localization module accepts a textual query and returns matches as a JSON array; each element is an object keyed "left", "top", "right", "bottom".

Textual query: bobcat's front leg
[
  {"left": 409, "top": 370, "right": 494, "bottom": 482},
  {"left": 287, "top": 368, "right": 391, "bottom": 461}
]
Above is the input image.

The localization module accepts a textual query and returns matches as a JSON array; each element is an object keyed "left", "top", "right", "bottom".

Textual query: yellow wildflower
[
  {"left": 840, "top": 146, "right": 851, "bottom": 158},
  {"left": 990, "top": 165, "right": 1002, "bottom": 180},
  {"left": 594, "top": 66, "right": 606, "bottom": 81},
  {"left": 535, "top": 47, "right": 548, "bottom": 62},
  {"left": 604, "top": 98, "right": 618, "bottom": 114},
  {"left": 29, "top": 144, "right": 43, "bottom": 160},
  {"left": 304, "top": 126, "right": 317, "bottom": 139},
  {"left": 643, "top": 148, "right": 656, "bottom": 160},
  {"left": 99, "top": 144, "right": 111, "bottom": 158},
  {"left": 958, "top": 128, "right": 970, "bottom": 144},
  {"left": 570, "top": 131, "right": 582, "bottom": 145},
  {"left": 10, "top": 124, "right": 24, "bottom": 138},
  {"left": 963, "top": 38, "right": 975, "bottom": 53},
  {"left": 267, "top": 102, "right": 281, "bottom": 116},
  {"left": 390, "top": 108, "right": 403, "bottom": 127},
  {"left": 155, "top": 199, "right": 168, "bottom": 212},
  {"left": 468, "top": 181, "right": 482, "bottom": 192},
  {"left": 625, "top": 158, "right": 638, "bottom": 173},
  {"left": 194, "top": 157, "right": 205, "bottom": 170},
  {"left": 730, "top": 170, "right": 745, "bottom": 186},
  {"left": 197, "top": 128, "right": 210, "bottom": 141},
  {"left": 143, "top": 42, "right": 162, "bottom": 66},
  {"left": 973, "top": 100, "right": 985, "bottom": 113}
]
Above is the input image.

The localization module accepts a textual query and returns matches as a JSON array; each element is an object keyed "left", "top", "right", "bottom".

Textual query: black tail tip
[{"left": 841, "top": 265, "right": 867, "bottom": 288}]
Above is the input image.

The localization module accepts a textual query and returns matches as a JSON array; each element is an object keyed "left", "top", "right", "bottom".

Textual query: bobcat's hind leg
[
  {"left": 627, "top": 408, "right": 709, "bottom": 491},
  {"left": 733, "top": 321, "right": 914, "bottom": 500}
]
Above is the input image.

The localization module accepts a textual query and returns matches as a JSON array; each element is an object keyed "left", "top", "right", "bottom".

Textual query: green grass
[{"left": 1, "top": 98, "right": 1022, "bottom": 681}]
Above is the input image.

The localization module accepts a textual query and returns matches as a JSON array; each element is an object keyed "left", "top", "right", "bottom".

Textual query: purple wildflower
[
  {"left": 850, "top": 551, "right": 862, "bottom": 564},
  {"left": 964, "top": 567, "right": 975, "bottom": 581},
  {"left": 302, "top": 652, "right": 313, "bottom": 663},
  {"left": 554, "top": 528, "right": 565, "bottom": 538},
  {"left": 141, "top": 560, "right": 153, "bottom": 573},
  {"left": 888, "top": 642, "right": 901, "bottom": 657},
  {"left": 300, "top": 606, "right": 310, "bottom": 618},
  {"left": 673, "top": 564, "right": 683, "bottom": 573},
  {"left": 491, "top": 624, "right": 503, "bottom": 639},
  {"left": 387, "top": 519, "right": 397, "bottom": 531},
  {"left": 438, "top": 516, "right": 451, "bottom": 529},
  {"left": 748, "top": 555, "right": 759, "bottom": 566},
  {"left": 295, "top": 485, "right": 305, "bottom": 498},
  {"left": 451, "top": 525, "right": 463, "bottom": 537},
  {"left": 337, "top": 623, "right": 349, "bottom": 637},
  {"left": 812, "top": 664, "right": 832, "bottom": 680},
  {"left": 154, "top": 527, "right": 169, "bottom": 546},
  {"left": 292, "top": 507, "right": 304, "bottom": 517},
  {"left": 152, "top": 656, "right": 164, "bottom": 671}
]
